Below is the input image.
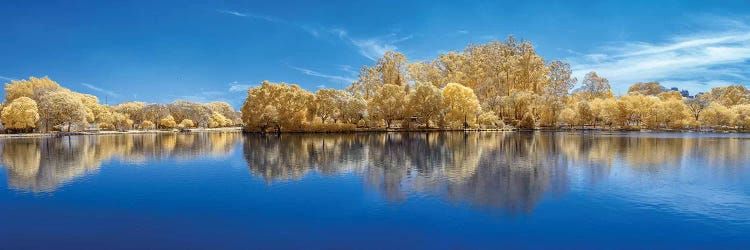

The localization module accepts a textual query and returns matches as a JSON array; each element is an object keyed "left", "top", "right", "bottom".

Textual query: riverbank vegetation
[
  {"left": 0, "top": 77, "right": 241, "bottom": 133},
  {"left": 241, "top": 36, "right": 750, "bottom": 132},
  {"left": 4, "top": 36, "right": 749, "bottom": 134}
]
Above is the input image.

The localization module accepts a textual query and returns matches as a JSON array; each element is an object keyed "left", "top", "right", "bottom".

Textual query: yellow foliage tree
[
  {"left": 159, "top": 115, "right": 177, "bottom": 129},
  {"left": 700, "top": 102, "right": 735, "bottom": 129},
  {"left": 37, "top": 90, "right": 88, "bottom": 132},
  {"left": 732, "top": 104, "right": 750, "bottom": 130},
  {"left": 4, "top": 76, "right": 61, "bottom": 102},
  {"left": 1, "top": 97, "right": 40, "bottom": 133},
  {"left": 368, "top": 84, "right": 407, "bottom": 128},
  {"left": 442, "top": 83, "right": 480, "bottom": 129},
  {"left": 141, "top": 120, "right": 155, "bottom": 130},
  {"left": 179, "top": 119, "right": 195, "bottom": 129},
  {"left": 407, "top": 83, "right": 444, "bottom": 127},
  {"left": 241, "top": 81, "right": 313, "bottom": 132}
]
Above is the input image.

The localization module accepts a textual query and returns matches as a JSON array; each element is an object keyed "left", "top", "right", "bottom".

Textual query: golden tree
[
  {"left": 37, "top": 90, "right": 88, "bottom": 132},
  {"left": 141, "top": 120, "right": 155, "bottom": 130},
  {"left": 159, "top": 115, "right": 177, "bottom": 129},
  {"left": 241, "top": 81, "right": 313, "bottom": 132},
  {"left": 580, "top": 72, "right": 613, "bottom": 100},
  {"left": 1, "top": 97, "right": 40, "bottom": 133},
  {"left": 628, "top": 82, "right": 665, "bottom": 96},
  {"left": 368, "top": 84, "right": 407, "bottom": 128},
  {"left": 4, "top": 76, "right": 61, "bottom": 102},
  {"left": 407, "top": 83, "right": 444, "bottom": 128},
  {"left": 179, "top": 119, "right": 195, "bottom": 129},
  {"left": 442, "top": 83, "right": 480, "bottom": 129}
]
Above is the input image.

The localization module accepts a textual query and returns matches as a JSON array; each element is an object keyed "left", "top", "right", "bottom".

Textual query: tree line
[
  {"left": 1, "top": 77, "right": 241, "bottom": 133},
  {"left": 241, "top": 36, "right": 750, "bottom": 132},
  {"left": 4, "top": 36, "right": 749, "bottom": 134}
]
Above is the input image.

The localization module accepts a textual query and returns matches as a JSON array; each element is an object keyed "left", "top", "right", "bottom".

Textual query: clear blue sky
[{"left": 1, "top": 0, "right": 749, "bottom": 107}]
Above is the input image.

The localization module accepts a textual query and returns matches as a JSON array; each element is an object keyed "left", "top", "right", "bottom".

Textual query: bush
[
  {"left": 179, "top": 119, "right": 195, "bottom": 129},
  {"left": 98, "top": 122, "right": 114, "bottom": 130},
  {"left": 477, "top": 112, "right": 500, "bottom": 129},
  {"left": 140, "top": 120, "right": 155, "bottom": 130},
  {"left": 518, "top": 112, "right": 536, "bottom": 129}
]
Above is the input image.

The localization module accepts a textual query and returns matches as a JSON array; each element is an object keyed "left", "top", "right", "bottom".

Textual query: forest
[
  {"left": 0, "top": 77, "right": 241, "bottom": 133},
  {"left": 3, "top": 36, "right": 750, "bottom": 134},
  {"left": 241, "top": 36, "right": 750, "bottom": 132}
]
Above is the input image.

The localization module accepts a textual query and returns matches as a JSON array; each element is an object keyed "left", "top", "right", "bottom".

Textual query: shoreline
[
  {"left": 1, "top": 127, "right": 747, "bottom": 138},
  {"left": 0, "top": 127, "right": 244, "bottom": 138}
]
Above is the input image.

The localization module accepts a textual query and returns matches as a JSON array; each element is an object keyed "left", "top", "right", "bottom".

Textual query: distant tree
[
  {"left": 580, "top": 72, "right": 613, "bottom": 99},
  {"left": 628, "top": 82, "right": 666, "bottom": 96}
]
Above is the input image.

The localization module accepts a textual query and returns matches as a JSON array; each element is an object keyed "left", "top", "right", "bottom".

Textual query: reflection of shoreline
[
  {"left": 0, "top": 127, "right": 243, "bottom": 139},
  {"left": 243, "top": 132, "right": 749, "bottom": 215},
  {"left": 2, "top": 132, "right": 747, "bottom": 216},
  {"left": 0, "top": 132, "right": 242, "bottom": 192}
]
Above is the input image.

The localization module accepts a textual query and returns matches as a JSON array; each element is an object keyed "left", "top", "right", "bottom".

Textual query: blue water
[{"left": 0, "top": 132, "right": 749, "bottom": 249}]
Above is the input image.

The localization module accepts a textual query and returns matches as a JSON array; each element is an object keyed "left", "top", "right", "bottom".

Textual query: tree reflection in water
[
  {"left": 1, "top": 132, "right": 747, "bottom": 215},
  {"left": 0, "top": 132, "right": 241, "bottom": 192},
  {"left": 242, "top": 132, "right": 750, "bottom": 215}
]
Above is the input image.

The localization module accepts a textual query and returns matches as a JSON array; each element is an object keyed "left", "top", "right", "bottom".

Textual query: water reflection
[
  {"left": 1, "top": 132, "right": 748, "bottom": 216},
  {"left": 0, "top": 132, "right": 241, "bottom": 192},
  {"left": 242, "top": 132, "right": 750, "bottom": 214}
]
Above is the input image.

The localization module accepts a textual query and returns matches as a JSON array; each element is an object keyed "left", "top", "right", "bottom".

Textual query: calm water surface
[{"left": 0, "top": 132, "right": 749, "bottom": 249}]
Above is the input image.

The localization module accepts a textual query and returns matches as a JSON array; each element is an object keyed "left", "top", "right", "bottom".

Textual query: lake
[{"left": 0, "top": 132, "right": 749, "bottom": 249}]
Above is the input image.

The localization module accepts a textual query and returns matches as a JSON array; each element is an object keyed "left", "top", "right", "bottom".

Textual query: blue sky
[{"left": 1, "top": 0, "right": 750, "bottom": 108}]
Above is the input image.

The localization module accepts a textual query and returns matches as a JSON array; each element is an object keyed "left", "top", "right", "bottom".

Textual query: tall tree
[
  {"left": 368, "top": 84, "right": 407, "bottom": 128},
  {"left": 442, "top": 83, "right": 481, "bottom": 129}
]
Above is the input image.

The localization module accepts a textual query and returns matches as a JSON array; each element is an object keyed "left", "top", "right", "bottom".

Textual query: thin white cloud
[
  {"left": 82, "top": 83, "right": 120, "bottom": 98},
  {"left": 217, "top": 10, "right": 285, "bottom": 23},
  {"left": 0, "top": 75, "right": 17, "bottom": 81},
  {"left": 338, "top": 65, "right": 358, "bottom": 77},
  {"left": 302, "top": 27, "right": 412, "bottom": 60},
  {"left": 456, "top": 30, "right": 469, "bottom": 35},
  {"left": 220, "top": 9, "right": 411, "bottom": 61},
  {"left": 569, "top": 19, "right": 750, "bottom": 95},
  {"left": 291, "top": 66, "right": 356, "bottom": 84},
  {"left": 228, "top": 81, "right": 255, "bottom": 92},
  {"left": 217, "top": 10, "right": 247, "bottom": 17}
]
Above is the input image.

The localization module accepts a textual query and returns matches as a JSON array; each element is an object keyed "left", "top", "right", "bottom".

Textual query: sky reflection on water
[{"left": 0, "top": 132, "right": 749, "bottom": 249}]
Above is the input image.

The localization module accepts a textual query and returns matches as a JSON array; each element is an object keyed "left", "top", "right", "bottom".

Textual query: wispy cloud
[
  {"left": 291, "top": 66, "right": 356, "bottom": 84},
  {"left": 569, "top": 18, "right": 750, "bottom": 95},
  {"left": 217, "top": 10, "right": 285, "bottom": 23},
  {"left": 228, "top": 81, "right": 255, "bottom": 92},
  {"left": 456, "top": 30, "right": 469, "bottom": 35},
  {"left": 338, "top": 65, "right": 358, "bottom": 76},
  {"left": 219, "top": 9, "right": 411, "bottom": 60},
  {"left": 307, "top": 27, "right": 412, "bottom": 60},
  {"left": 82, "top": 83, "right": 120, "bottom": 98},
  {"left": 0, "top": 75, "right": 17, "bottom": 82},
  {"left": 217, "top": 10, "right": 247, "bottom": 17}
]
